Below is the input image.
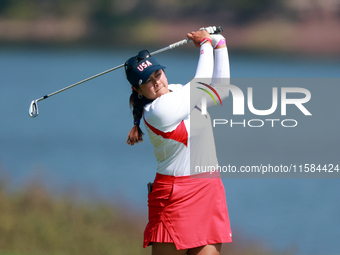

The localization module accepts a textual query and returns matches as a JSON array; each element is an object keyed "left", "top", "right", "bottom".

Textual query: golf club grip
[
  {"left": 214, "top": 26, "right": 223, "bottom": 34},
  {"left": 153, "top": 25, "right": 223, "bottom": 54},
  {"left": 169, "top": 39, "right": 190, "bottom": 49},
  {"left": 173, "top": 26, "right": 222, "bottom": 46}
]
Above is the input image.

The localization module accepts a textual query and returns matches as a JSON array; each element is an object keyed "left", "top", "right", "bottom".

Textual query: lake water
[{"left": 1, "top": 45, "right": 340, "bottom": 255}]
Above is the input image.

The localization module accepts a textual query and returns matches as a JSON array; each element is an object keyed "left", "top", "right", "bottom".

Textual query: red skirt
[{"left": 143, "top": 172, "right": 232, "bottom": 250}]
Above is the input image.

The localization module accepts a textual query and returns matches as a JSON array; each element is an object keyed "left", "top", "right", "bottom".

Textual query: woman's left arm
[{"left": 206, "top": 34, "right": 231, "bottom": 107}]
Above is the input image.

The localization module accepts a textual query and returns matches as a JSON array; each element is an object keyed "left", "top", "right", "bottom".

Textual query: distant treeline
[
  {"left": 1, "top": 0, "right": 339, "bottom": 49},
  {"left": 0, "top": 0, "right": 288, "bottom": 25}
]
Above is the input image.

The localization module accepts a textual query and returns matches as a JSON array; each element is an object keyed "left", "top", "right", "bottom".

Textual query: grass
[
  {"left": 0, "top": 180, "right": 150, "bottom": 255},
  {"left": 0, "top": 179, "right": 294, "bottom": 255}
]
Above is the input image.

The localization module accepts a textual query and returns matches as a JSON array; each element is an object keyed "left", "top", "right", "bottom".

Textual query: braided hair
[
  {"left": 124, "top": 50, "right": 165, "bottom": 145},
  {"left": 126, "top": 89, "right": 152, "bottom": 145}
]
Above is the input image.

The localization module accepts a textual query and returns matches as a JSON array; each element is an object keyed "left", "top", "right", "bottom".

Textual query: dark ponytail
[{"left": 126, "top": 89, "right": 152, "bottom": 145}]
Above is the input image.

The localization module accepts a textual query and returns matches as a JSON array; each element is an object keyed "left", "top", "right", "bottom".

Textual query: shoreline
[{"left": 1, "top": 18, "right": 340, "bottom": 55}]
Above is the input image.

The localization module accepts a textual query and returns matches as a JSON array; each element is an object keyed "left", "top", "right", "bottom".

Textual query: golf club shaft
[
  {"left": 35, "top": 39, "right": 191, "bottom": 103},
  {"left": 29, "top": 38, "right": 193, "bottom": 117},
  {"left": 36, "top": 64, "right": 123, "bottom": 102},
  {"left": 34, "top": 26, "right": 223, "bottom": 102},
  {"left": 29, "top": 26, "right": 223, "bottom": 117}
]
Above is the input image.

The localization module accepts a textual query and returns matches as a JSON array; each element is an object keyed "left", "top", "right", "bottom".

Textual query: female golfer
[{"left": 124, "top": 28, "right": 232, "bottom": 255}]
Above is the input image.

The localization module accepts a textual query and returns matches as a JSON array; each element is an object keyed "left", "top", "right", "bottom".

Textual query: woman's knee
[
  {"left": 187, "top": 243, "right": 222, "bottom": 255},
  {"left": 152, "top": 242, "right": 188, "bottom": 255}
]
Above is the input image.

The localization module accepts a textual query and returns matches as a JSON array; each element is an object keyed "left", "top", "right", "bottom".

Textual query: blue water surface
[{"left": 0, "top": 45, "right": 339, "bottom": 255}]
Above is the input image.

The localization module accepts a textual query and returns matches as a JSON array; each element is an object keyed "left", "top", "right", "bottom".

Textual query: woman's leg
[
  {"left": 152, "top": 243, "right": 188, "bottom": 255},
  {"left": 187, "top": 244, "right": 222, "bottom": 255}
]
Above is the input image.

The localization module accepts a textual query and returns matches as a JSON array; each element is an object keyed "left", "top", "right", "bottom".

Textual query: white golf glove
[
  {"left": 199, "top": 26, "right": 217, "bottom": 34},
  {"left": 199, "top": 26, "right": 225, "bottom": 49}
]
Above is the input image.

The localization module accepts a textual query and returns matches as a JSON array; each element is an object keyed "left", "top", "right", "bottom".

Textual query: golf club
[{"left": 28, "top": 26, "right": 223, "bottom": 118}]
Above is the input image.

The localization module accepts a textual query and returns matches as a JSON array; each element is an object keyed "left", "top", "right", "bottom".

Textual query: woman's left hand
[{"left": 187, "top": 30, "right": 211, "bottom": 48}]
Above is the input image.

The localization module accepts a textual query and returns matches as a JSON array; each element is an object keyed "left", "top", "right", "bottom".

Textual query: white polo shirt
[{"left": 142, "top": 43, "right": 230, "bottom": 176}]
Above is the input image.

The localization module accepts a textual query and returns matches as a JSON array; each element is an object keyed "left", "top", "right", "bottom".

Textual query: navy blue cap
[{"left": 126, "top": 56, "right": 166, "bottom": 87}]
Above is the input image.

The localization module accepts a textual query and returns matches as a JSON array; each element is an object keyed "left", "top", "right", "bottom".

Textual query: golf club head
[{"left": 29, "top": 100, "right": 38, "bottom": 118}]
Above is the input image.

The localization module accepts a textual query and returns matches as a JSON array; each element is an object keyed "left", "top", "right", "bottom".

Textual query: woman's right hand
[{"left": 187, "top": 30, "right": 211, "bottom": 48}]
